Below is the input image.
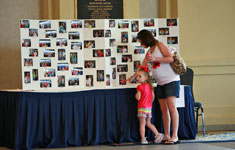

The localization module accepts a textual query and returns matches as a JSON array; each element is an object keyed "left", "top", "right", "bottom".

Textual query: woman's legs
[
  {"left": 166, "top": 96, "right": 179, "bottom": 142},
  {"left": 158, "top": 98, "right": 170, "bottom": 140}
]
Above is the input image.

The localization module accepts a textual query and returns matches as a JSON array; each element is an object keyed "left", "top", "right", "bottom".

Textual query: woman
[{"left": 128, "top": 29, "right": 180, "bottom": 144}]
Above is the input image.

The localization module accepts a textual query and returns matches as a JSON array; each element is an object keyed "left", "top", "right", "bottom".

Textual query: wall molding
[
  {"left": 198, "top": 124, "right": 235, "bottom": 132},
  {"left": 187, "top": 64, "right": 235, "bottom": 76}
]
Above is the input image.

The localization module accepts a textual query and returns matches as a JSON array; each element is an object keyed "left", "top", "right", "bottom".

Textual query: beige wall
[
  {"left": 1, "top": 0, "right": 235, "bottom": 130},
  {"left": 0, "top": 0, "right": 40, "bottom": 90},
  {"left": 178, "top": 0, "right": 235, "bottom": 128}
]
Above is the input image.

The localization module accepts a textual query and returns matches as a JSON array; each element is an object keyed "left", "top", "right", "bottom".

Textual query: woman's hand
[{"left": 146, "top": 53, "right": 156, "bottom": 62}]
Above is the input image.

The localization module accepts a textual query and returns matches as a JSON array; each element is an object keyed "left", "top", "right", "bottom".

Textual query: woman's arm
[{"left": 147, "top": 42, "right": 174, "bottom": 63}]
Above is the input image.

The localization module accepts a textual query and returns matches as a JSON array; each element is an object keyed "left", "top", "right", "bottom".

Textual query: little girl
[{"left": 135, "top": 67, "right": 163, "bottom": 144}]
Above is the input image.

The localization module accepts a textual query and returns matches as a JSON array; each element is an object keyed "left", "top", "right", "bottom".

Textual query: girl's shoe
[
  {"left": 141, "top": 137, "right": 148, "bottom": 144},
  {"left": 154, "top": 133, "right": 164, "bottom": 143}
]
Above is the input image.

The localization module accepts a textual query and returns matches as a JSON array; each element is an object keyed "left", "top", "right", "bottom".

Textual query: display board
[{"left": 20, "top": 18, "right": 179, "bottom": 90}]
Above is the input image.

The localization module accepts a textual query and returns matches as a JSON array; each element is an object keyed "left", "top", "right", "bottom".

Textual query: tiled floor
[{"left": 1, "top": 142, "right": 235, "bottom": 150}]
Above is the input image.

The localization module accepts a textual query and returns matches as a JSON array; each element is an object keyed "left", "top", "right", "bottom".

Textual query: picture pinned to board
[{"left": 57, "top": 63, "right": 69, "bottom": 71}]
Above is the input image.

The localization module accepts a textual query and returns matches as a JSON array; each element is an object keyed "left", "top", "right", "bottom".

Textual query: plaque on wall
[{"left": 77, "top": 0, "right": 123, "bottom": 19}]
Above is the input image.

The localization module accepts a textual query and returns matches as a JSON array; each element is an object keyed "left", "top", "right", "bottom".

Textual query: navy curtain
[{"left": 0, "top": 87, "right": 196, "bottom": 149}]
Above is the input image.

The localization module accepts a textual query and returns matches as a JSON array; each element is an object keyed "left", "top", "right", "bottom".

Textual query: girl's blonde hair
[{"left": 138, "top": 68, "right": 154, "bottom": 91}]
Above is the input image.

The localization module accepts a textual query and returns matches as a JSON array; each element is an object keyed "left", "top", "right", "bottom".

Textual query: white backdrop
[{"left": 20, "top": 18, "right": 179, "bottom": 91}]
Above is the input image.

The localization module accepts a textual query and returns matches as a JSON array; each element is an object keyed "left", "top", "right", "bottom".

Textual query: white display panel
[{"left": 20, "top": 18, "right": 179, "bottom": 90}]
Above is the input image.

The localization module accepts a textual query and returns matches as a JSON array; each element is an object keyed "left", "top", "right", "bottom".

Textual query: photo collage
[{"left": 20, "top": 18, "right": 179, "bottom": 90}]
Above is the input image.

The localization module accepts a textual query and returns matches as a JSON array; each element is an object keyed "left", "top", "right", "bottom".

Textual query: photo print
[
  {"left": 144, "top": 19, "right": 154, "bottom": 27},
  {"left": 122, "top": 55, "right": 132, "bottom": 62},
  {"left": 39, "top": 39, "right": 51, "bottom": 47},
  {"left": 72, "top": 67, "right": 83, "bottom": 75},
  {"left": 134, "top": 46, "right": 145, "bottom": 54},
  {"left": 71, "top": 42, "right": 82, "bottom": 50},
  {"left": 24, "top": 58, "right": 33, "bottom": 67},
  {"left": 29, "top": 49, "right": 38, "bottom": 57},
  {"left": 110, "top": 57, "right": 116, "bottom": 65},
  {"left": 39, "top": 20, "right": 51, "bottom": 29},
  {"left": 131, "top": 21, "right": 139, "bottom": 32},
  {"left": 105, "top": 30, "right": 111, "bottom": 37},
  {"left": 68, "top": 77, "right": 79, "bottom": 86},
  {"left": 117, "top": 64, "right": 128, "bottom": 72},
  {"left": 84, "top": 40, "right": 95, "bottom": 48},
  {"left": 44, "top": 49, "right": 55, "bottom": 57},
  {"left": 118, "top": 20, "right": 129, "bottom": 28},
  {"left": 117, "top": 45, "right": 128, "bottom": 53},
  {"left": 132, "top": 34, "right": 137, "bottom": 43},
  {"left": 45, "top": 30, "right": 57, "bottom": 38},
  {"left": 106, "top": 74, "right": 110, "bottom": 86},
  {"left": 58, "top": 75, "right": 65, "bottom": 87},
  {"left": 59, "top": 21, "right": 66, "bottom": 33},
  {"left": 57, "top": 63, "right": 69, "bottom": 71},
  {"left": 44, "top": 69, "right": 56, "bottom": 77},
  {"left": 167, "top": 37, "right": 178, "bottom": 44},
  {"left": 97, "top": 70, "right": 104, "bottom": 81},
  {"left": 69, "top": 31, "right": 80, "bottom": 40},
  {"left": 86, "top": 75, "right": 93, "bottom": 87},
  {"left": 147, "top": 29, "right": 156, "bottom": 37},
  {"left": 93, "top": 49, "right": 104, "bottom": 57},
  {"left": 112, "top": 68, "right": 116, "bottom": 79},
  {"left": 71, "top": 20, "right": 82, "bottom": 28},
  {"left": 70, "top": 52, "right": 78, "bottom": 64},
  {"left": 109, "top": 20, "right": 115, "bottom": 27},
  {"left": 84, "top": 20, "right": 95, "bottom": 28},
  {"left": 93, "top": 30, "right": 104, "bottom": 37},
  {"left": 119, "top": 74, "right": 126, "bottom": 85},
  {"left": 121, "top": 32, "right": 128, "bottom": 43},
  {"left": 109, "top": 39, "right": 116, "bottom": 47},
  {"left": 29, "top": 29, "right": 38, "bottom": 37},
  {"left": 20, "top": 20, "right": 30, "bottom": 28},
  {"left": 167, "top": 19, "right": 177, "bottom": 26},
  {"left": 159, "top": 28, "right": 169, "bottom": 35},
  {"left": 40, "top": 59, "right": 51, "bottom": 67},
  {"left": 32, "top": 69, "right": 38, "bottom": 81},
  {"left": 40, "top": 79, "right": 52, "bottom": 88},
  {"left": 85, "top": 60, "right": 96, "bottom": 68},
  {"left": 24, "top": 71, "right": 31, "bottom": 84},
  {"left": 56, "top": 38, "right": 67, "bottom": 46},
  {"left": 134, "top": 61, "right": 141, "bottom": 72},
  {"left": 22, "top": 39, "right": 31, "bottom": 47},
  {"left": 58, "top": 49, "right": 66, "bottom": 60},
  {"left": 105, "top": 49, "right": 111, "bottom": 57}
]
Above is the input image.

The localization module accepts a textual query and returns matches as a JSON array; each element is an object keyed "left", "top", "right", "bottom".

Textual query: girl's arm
[
  {"left": 127, "top": 51, "right": 149, "bottom": 82},
  {"left": 135, "top": 90, "right": 141, "bottom": 101},
  {"left": 152, "top": 91, "right": 155, "bottom": 102},
  {"left": 147, "top": 42, "right": 174, "bottom": 63}
]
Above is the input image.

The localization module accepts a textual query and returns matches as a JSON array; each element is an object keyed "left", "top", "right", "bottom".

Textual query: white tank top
[{"left": 151, "top": 46, "right": 180, "bottom": 85}]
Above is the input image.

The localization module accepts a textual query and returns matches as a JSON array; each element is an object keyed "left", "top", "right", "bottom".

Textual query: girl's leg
[
  {"left": 146, "top": 117, "right": 164, "bottom": 143},
  {"left": 158, "top": 98, "right": 170, "bottom": 141},
  {"left": 139, "top": 117, "right": 146, "bottom": 141},
  {"left": 166, "top": 96, "right": 179, "bottom": 142},
  {"left": 146, "top": 117, "right": 159, "bottom": 135}
]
